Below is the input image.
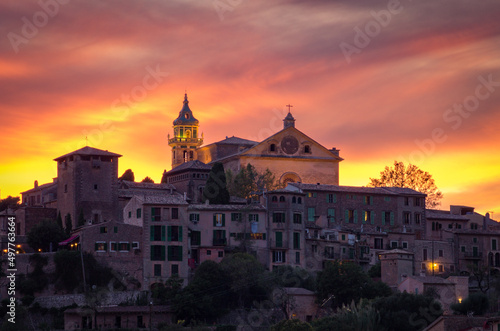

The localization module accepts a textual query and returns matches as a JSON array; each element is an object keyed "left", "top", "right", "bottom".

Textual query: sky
[{"left": 0, "top": 0, "right": 499, "bottom": 216}]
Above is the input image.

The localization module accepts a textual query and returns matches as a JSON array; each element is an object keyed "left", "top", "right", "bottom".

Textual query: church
[{"left": 163, "top": 94, "right": 344, "bottom": 201}]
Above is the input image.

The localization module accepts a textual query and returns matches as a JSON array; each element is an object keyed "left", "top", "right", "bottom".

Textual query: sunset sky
[{"left": 1, "top": 0, "right": 499, "bottom": 216}]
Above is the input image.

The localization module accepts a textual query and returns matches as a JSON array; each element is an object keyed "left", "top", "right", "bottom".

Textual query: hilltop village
[{"left": 2, "top": 94, "right": 500, "bottom": 330}]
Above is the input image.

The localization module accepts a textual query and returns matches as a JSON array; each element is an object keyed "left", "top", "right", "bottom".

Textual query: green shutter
[
  {"left": 213, "top": 214, "right": 216, "bottom": 226},
  {"left": 127, "top": 243, "right": 130, "bottom": 251},
  {"left": 334, "top": 194, "right": 337, "bottom": 203},
  {"left": 382, "top": 212, "right": 386, "bottom": 225},
  {"left": 256, "top": 214, "right": 259, "bottom": 222},
  {"left": 263, "top": 233, "right": 266, "bottom": 240},
  {"left": 150, "top": 246, "right": 154, "bottom": 260},
  {"left": 363, "top": 197, "right": 367, "bottom": 205},
  {"left": 222, "top": 231, "right": 226, "bottom": 239},
  {"left": 222, "top": 214, "right": 225, "bottom": 226},
  {"left": 390, "top": 212, "right": 395, "bottom": 225},
  {"left": 345, "top": 210, "right": 349, "bottom": 223},
  {"left": 179, "top": 246, "right": 183, "bottom": 262},
  {"left": 150, "top": 226, "right": 154, "bottom": 241},
  {"left": 179, "top": 226, "right": 183, "bottom": 241},
  {"left": 283, "top": 252, "right": 286, "bottom": 263},
  {"left": 371, "top": 212, "right": 375, "bottom": 224},
  {"left": 103, "top": 242, "right": 107, "bottom": 251},
  {"left": 167, "top": 226, "right": 172, "bottom": 241},
  {"left": 370, "top": 196, "right": 373, "bottom": 205},
  {"left": 114, "top": 226, "right": 118, "bottom": 233},
  {"left": 276, "top": 232, "right": 282, "bottom": 247},
  {"left": 160, "top": 246, "right": 165, "bottom": 261},
  {"left": 161, "top": 226, "right": 166, "bottom": 241},
  {"left": 353, "top": 210, "right": 358, "bottom": 223},
  {"left": 95, "top": 243, "right": 98, "bottom": 251},
  {"left": 272, "top": 252, "right": 276, "bottom": 262}
]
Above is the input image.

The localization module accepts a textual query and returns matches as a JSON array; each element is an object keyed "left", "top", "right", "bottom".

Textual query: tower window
[
  {"left": 190, "top": 151, "right": 194, "bottom": 159},
  {"left": 183, "top": 150, "right": 188, "bottom": 163},
  {"left": 94, "top": 184, "right": 98, "bottom": 190},
  {"left": 304, "top": 145, "right": 311, "bottom": 153},
  {"left": 270, "top": 144, "right": 276, "bottom": 152},
  {"left": 185, "top": 113, "right": 190, "bottom": 119}
]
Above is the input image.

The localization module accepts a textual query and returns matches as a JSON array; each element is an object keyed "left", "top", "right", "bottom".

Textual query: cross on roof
[{"left": 286, "top": 104, "right": 293, "bottom": 112}]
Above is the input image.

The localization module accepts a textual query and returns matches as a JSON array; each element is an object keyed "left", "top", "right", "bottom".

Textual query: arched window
[
  {"left": 183, "top": 150, "right": 188, "bottom": 163},
  {"left": 271, "top": 196, "right": 278, "bottom": 203},
  {"left": 304, "top": 145, "right": 311, "bottom": 153},
  {"left": 270, "top": 144, "right": 276, "bottom": 152},
  {"left": 279, "top": 196, "right": 285, "bottom": 202},
  {"left": 297, "top": 197, "right": 302, "bottom": 204},
  {"left": 186, "top": 130, "right": 191, "bottom": 138},
  {"left": 292, "top": 197, "right": 296, "bottom": 203}
]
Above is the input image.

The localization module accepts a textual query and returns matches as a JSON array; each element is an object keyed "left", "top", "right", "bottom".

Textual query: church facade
[{"left": 168, "top": 94, "right": 343, "bottom": 187}]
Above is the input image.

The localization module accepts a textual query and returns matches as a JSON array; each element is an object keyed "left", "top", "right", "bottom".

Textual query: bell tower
[{"left": 168, "top": 93, "right": 203, "bottom": 168}]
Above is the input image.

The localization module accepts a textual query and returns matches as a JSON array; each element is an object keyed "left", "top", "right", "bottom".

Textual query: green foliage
[
  {"left": 0, "top": 195, "right": 20, "bottom": 212},
  {"left": 64, "top": 213, "right": 73, "bottom": 236},
  {"left": 451, "top": 292, "right": 489, "bottom": 315},
  {"left": 368, "top": 160, "right": 443, "bottom": 208},
  {"left": 18, "top": 253, "right": 49, "bottom": 296},
  {"left": 77, "top": 208, "right": 85, "bottom": 227},
  {"left": 161, "top": 169, "right": 168, "bottom": 183},
  {"left": 0, "top": 305, "right": 27, "bottom": 331},
  {"left": 312, "top": 300, "right": 380, "bottom": 331},
  {"left": 372, "top": 291, "right": 442, "bottom": 331},
  {"left": 270, "top": 319, "right": 313, "bottom": 331},
  {"left": 271, "top": 265, "right": 316, "bottom": 291},
  {"left": 119, "top": 168, "right": 135, "bottom": 181},
  {"left": 226, "top": 163, "right": 280, "bottom": 199},
  {"left": 56, "top": 211, "right": 63, "bottom": 230},
  {"left": 368, "top": 262, "right": 381, "bottom": 278},
  {"left": 27, "top": 219, "right": 67, "bottom": 252},
  {"left": 316, "top": 260, "right": 390, "bottom": 308},
  {"left": 152, "top": 276, "right": 183, "bottom": 304},
  {"left": 142, "top": 176, "right": 155, "bottom": 183},
  {"left": 202, "top": 162, "right": 230, "bottom": 204}
]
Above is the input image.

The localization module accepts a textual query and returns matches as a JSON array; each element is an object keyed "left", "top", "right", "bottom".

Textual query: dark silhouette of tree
[
  {"left": 56, "top": 211, "right": 63, "bottom": 230},
  {"left": 27, "top": 220, "right": 66, "bottom": 252},
  {"left": 450, "top": 292, "right": 489, "bottom": 315},
  {"left": 0, "top": 196, "right": 20, "bottom": 212},
  {"left": 161, "top": 169, "right": 168, "bottom": 183},
  {"left": 141, "top": 176, "right": 154, "bottom": 183},
  {"left": 226, "top": 163, "right": 280, "bottom": 199},
  {"left": 77, "top": 209, "right": 85, "bottom": 227},
  {"left": 368, "top": 160, "right": 443, "bottom": 208},
  {"left": 119, "top": 169, "right": 135, "bottom": 181},
  {"left": 64, "top": 213, "right": 73, "bottom": 236},
  {"left": 202, "top": 162, "right": 230, "bottom": 204}
]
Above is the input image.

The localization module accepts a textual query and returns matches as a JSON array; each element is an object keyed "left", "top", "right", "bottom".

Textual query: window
[
  {"left": 171, "top": 264, "right": 179, "bottom": 276},
  {"left": 150, "top": 225, "right": 165, "bottom": 241},
  {"left": 151, "top": 207, "right": 161, "bottom": 222},
  {"left": 132, "top": 242, "right": 140, "bottom": 250},
  {"left": 64, "top": 184, "right": 68, "bottom": 193},
  {"left": 404, "top": 197, "right": 409, "bottom": 206},
  {"left": 312, "top": 245, "right": 318, "bottom": 253},
  {"left": 402, "top": 241, "right": 408, "bottom": 249},
  {"left": 150, "top": 245, "right": 165, "bottom": 261},
  {"left": 292, "top": 196, "right": 296, "bottom": 203},
  {"left": 213, "top": 230, "right": 226, "bottom": 245},
  {"left": 415, "top": 213, "right": 421, "bottom": 224},
  {"left": 390, "top": 241, "right": 398, "bottom": 249},
  {"left": 275, "top": 232, "right": 283, "bottom": 247},
  {"left": 293, "top": 232, "right": 300, "bottom": 249},
  {"left": 93, "top": 184, "right": 98, "bottom": 190},
  {"left": 324, "top": 246, "right": 334, "bottom": 259},
  {"left": 136, "top": 208, "right": 142, "bottom": 218},
  {"left": 346, "top": 209, "right": 356, "bottom": 223},
  {"left": 297, "top": 197, "right": 302, "bottom": 204},
  {"left": 364, "top": 196, "right": 373, "bottom": 205},
  {"left": 304, "top": 145, "right": 311, "bottom": 153},
  {"left": 364, "top": 210, "right": 372, "bottom": 224},
  {"left": 172, "top": 208, "right": 179, "bottom": 219},
  {"left": 190, "top": 213, "right": 200, "bottom": 222},
  {"left": 295, "top": 252, "right": 300, "bottom": 264},
  {"left": 461, "top": 246, "right": 466, "bottom": 253},
  {"left": 270, "top": 144, "right": 276, "bottom": 152},
  {"left": 231, "top": 213, "right": 242, "bottom": 221},
  {"left": 279, "top": 196, "right": 285, "bottom": 202},
  {"left": 307, "top": 192, "right": 317, "bottom": 198},
  {"left": 272, "top": 251, "right": 285, "bottom": 263},
  {"left": 167, "top": 246, "right": 183, "bottom": 261},
  {"left": 207, "top": 250, "right": 211, "bottom": 256},
  {"left": 272, "top": 196, "right": 278, "bottom": 203},
  {"left": 384, "top": 196, "right": 391, "bottom": 202},
  {"left": 308, "top": 208, "right": 315, "bottom": 222},
  {"left": 95, "top": 242, "right": 107, "bottom": 252},
  {"left": 374, "top": 238, "right": 383, "bottom": 249},
  {"left": 293, "top": 213, "right": 302, "bottom": 224},
  {"left": 404, "top": 212, "right": 411, "bottom": 224},
  {"left": 100, "top": 226, "right": 107, "bottom": 234},
  {"left": 114, "top": 226, "right": 118, "bottom": 233},
  {"left": 415, "top": 197, "right": 421, "bottom": 206},
  {"left": 249, "top": 214, "right": 259, "bottom": 222},
  {"left": 439, "top": 249, "right": 443, "bottom": 257},
  {"left": 154, "top": 264, "right": 161, "bottom": 277},
  {"left": 327, "top": 193, "right": 336, "bottom": 203},
  {"left": 128, "top": 211, "right": 132, "bottom": 218},
  {"left": 191, "top": 231, "right": 201, "bottom": 245},
  {"left": 273, "top": 212, "right": 285, "bottom": 223},
  {"left": 167, "top": 226, "right": 182, "bottom": 242},
  {"left": 493, "top": 239, "right": 497, "bottom": 250},
  {"left": 218, "top": 251, "right": 224, "bottom": 258},
  {"left": 214, "top": 213, "right": 225, "bottom": 226},
  {"left": 341, "top": 234, "right": 346, "bottom": 241},
  {"left": 327, "top": 209, "right": 335, "bottom": 222},
  {"left": 421, "top": 263, "right": 426, "bottom": 270},
  {"left": 110, "top": 242, "right": 117, "bottom": 252},
  {"left": 473, "top": 237, "right": 478, "bottom": 243},
  {"left": 423, "top": 248, "right": 428, "bottom": 261},
  {"left": 438, "top": 265, "right": 444, "bottom": 272},
  {"left": 119, "top": 242, "right": 130, "bottom": 251}
]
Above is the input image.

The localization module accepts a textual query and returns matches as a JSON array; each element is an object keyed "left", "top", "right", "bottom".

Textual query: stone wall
[{"left": 33, "top": 290, "right": 145, "bottom": 308}]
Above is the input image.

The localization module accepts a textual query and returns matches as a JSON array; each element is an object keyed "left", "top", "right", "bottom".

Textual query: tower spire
[{"left": 283, "top": 105, "right": 296, "bottom": 129}]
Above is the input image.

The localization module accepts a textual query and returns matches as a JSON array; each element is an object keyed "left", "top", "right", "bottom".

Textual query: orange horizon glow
[{"left": 1, "top": 1, "right": 499, "bottom": 217}]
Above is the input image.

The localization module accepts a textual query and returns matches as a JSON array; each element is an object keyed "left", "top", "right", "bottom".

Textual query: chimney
[
  {"left": 34, "top": 180, "right": 38, "bottom": 188},
  {"left": 183, "top": 192, "right": 187, "bottom": 200}
]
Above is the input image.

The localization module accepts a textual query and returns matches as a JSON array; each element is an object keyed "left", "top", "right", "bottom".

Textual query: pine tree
[
  {"left": 64, "top": 213, "right": 73, "bottom": 236},
  {"left": 202, "top": 162, "right": 230, "bottom": 204},
  {"left": 56, "top": 211, "right": 63, "bottom": 230}
]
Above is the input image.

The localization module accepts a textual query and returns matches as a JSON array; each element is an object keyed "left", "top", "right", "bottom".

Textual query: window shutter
[
  {"left": 150, "top": 246, "right": 154, "bottom": 260},
  {"left": 213, "top": 230, "right": 216, "bottom": 241},
  {"left": 104, "top": 242, "right": 107, "bottom": 251},
  {"left": 213, "top": 215, "right": 216, "bottom": 226},
  {"left": 371, "top": 212, "right": 375, "bottom": 224},
  {"left": 161, "top": 226, "right": 166, "bottom": 241},
  {"left": 334, "top": 194, "right": 337, "bottom": 203},
  {"left": 179, "top": 246, "right": 183, "bottom": 262},
  {"left": 263, "top": 233, "right": 266, "bottom": 240},
  {"left": 382, "top": 212, "right": 386, "bottom": 225},
  {"left": 345, "top": 210, "right": 349, "bottom": 223},
  {"left": 370, "top": 196, "right": 373, "bottom": 205},
  {"left": 326, "top": 194, "right": 329, "bottom": 203},
  {"left": 150, "top": 226, "right": 154, "bottom": 241},
  {"left": 283, "top": 252, "right": 286, "bottom": 263},
  {"left": 161, "top": 246, "right": 165, "bottom": 261},
  {"left": 179, "top": 226, "right": 183, "bottom": 241},
  {"left": 363, "top": 197, "right": 366, "bottom": 205},
  {"left": 353, "top": 210, "right": 358, "bottom": 223},
  {"left": 95, "top": 243, "right": 98, "bottom": 251},
  {"left": 127, "top": 243, "right": 130, "bottom": 251},
  {"left": 222, "top": 214, "right": 225, "bottom": 226},
  {"left": 256, "top": 214, "right": 259, "bottom": 222},
  {"left": 272, "top": 252, "right": 276, "bottom": 263},
  {"left": 151, "top": 207, "right": 155, "bottom": 221},
  {"left": 276, "top": 232, "right": 282, "bottom": 247},
  {"left": 167, "top": 226, "right": 171, "bottom": 242},
  {"left": 390, "top": 212, "right": 395, "bottom": 225},
  {"left": 222, "top": 231, "right": 226, "bottom": 239}
]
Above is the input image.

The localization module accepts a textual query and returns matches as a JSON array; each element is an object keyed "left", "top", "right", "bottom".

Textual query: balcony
[
  {"left": 213, "top": 238, "right": 227, "bottom": 246},
  {"left": 460, "top": 251, "right": 482, "bottom": 259},
  {"left": 270, "top": 240, "right": 288, "bottom": 249},
  {"left": 168, "top": 137, "right": 203, "bottom": 145}
]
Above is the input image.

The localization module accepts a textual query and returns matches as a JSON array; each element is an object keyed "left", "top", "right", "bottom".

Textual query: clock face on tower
[{"left": 281, "top": 136, "right": 299, "bottom": 155}]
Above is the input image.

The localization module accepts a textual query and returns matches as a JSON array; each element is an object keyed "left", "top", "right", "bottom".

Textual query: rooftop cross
[{"left": 286, "top": 104, "right": 293, "bottom": 113}]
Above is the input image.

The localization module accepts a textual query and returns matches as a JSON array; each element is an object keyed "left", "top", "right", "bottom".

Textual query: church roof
[
  {"left": 173, "top": 93, "right": 199, "bottom": 126},
  {"left": 165, "top": 160, "right": 211, "bottom": 174},
  {"left": 206, "top": 136, "right": 258, "bottom": 147},
  {"left": 54, "top": 146, "right": 121, "bottom": 161}
]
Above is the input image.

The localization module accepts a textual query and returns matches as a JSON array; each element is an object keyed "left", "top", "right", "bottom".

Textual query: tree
[
  {"left": 450, "top": 292, "right": 489, "bottom": 316},
  {"left": 119, "top": 169, "right": 135, "bottom": 181},
  {"left": 27, "top": 220, "right": 67, "bottom": 252},
  {"left": 468, "top": 262, "right": 491, "bottom": 293},
  {"left": 226, "top": 163, "right": 280, "bottom": 199},
  {"left": 270, "top": 319, "right": 313, "bottom": 331},
  {"left": 56, "top": 211, "right": 63, "bottom": 230},
  {"left": 64, "top": 213, "right": 73, "bottom": 236},
  {"left": 141, "top": 176, "right": 154, "bottom": 183},
  {"left": 312, "top": 301, "right": 381, "bottom": 331},
  {"left": 0, "top": 196, "right": 20, "bottom": 212},
  {"left": 368, "top": 161, "right": 443, "bottom": 208},
  {"left": 77, "top": 208, "right": 85, "bottom": 227},
  {"left": 271, "top": 265, "right": 316, "bottom": 291},
  {"left": 202, "top": 162, "right": 230, "bottom": 204},
  {"left": 161, "top": 169, "right": 168, "bottom": 183}
]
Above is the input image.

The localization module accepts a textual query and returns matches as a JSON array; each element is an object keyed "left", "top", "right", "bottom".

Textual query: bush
[
  {"left": 451, "top": 292, "right": 489, "bottom": 315},
  {"left": 270, "top": 319, "right": 313, "bottom": 331}
]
